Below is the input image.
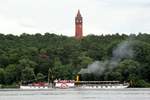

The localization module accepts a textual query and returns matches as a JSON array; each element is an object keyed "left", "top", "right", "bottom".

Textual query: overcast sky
[{"left": 0, "top": 0, "right": 150, "bottom": 36}]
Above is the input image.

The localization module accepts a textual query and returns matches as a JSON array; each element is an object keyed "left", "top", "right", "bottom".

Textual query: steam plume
[{"left": 78, "top": 40, "right": 134, "bottom": 75}]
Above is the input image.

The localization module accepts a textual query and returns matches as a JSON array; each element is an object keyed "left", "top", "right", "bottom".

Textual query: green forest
[{"left": 0, "top": 33, "right": 150, "bottom": 88}]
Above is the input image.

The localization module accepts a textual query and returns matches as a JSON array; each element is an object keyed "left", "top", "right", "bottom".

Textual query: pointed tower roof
[{"left": 76, "top": 10, "right": 82, "bottom": 17}]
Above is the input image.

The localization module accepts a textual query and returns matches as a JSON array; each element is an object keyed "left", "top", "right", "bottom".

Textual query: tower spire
[{"left": 77, "top": 9, "right": 82, "bottom": 17}]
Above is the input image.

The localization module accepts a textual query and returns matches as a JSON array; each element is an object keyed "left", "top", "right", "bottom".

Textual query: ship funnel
[{"left": 76, "top": 75, "right": 79, "bottom": 82}]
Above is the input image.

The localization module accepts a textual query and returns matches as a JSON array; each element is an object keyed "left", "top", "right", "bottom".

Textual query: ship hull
[
  {"left": 20, "top": 86, "right": 49, "bottom": 89},
  {"left": 76, "top": 84, "right": 129, "bottom": 89}
]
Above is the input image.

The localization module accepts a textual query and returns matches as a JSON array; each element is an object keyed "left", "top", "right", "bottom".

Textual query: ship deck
[{"left": 75, "top": 81, "right": 121, "bottom": 84}]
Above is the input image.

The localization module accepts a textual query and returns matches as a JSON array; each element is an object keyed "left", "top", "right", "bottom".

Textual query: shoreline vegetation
[{"left": 0, "top": 32, "right": 150, "bottom": 88}]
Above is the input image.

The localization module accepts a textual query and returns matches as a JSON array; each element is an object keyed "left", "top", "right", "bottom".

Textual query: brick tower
[{"left": 75, "top": 10, "right": 83, "bottom": 39}]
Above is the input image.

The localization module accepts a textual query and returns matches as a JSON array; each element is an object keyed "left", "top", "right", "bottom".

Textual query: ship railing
[{"left": 75, "top": 81, "right": 120, "bottom": 84}]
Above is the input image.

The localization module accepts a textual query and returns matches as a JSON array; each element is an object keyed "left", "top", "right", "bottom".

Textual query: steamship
[{"left": 20, "top": 75, "right": 129, "bottom": 89}]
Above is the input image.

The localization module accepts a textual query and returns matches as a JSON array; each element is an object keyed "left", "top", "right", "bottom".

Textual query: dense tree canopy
[{"left": 0, "top": 33, "right": 150, "bottom": 87}]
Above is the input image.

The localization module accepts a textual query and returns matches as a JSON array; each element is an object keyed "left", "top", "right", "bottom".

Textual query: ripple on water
[{"left": 0, "top": 88, "right": 150, "bottom": 100}]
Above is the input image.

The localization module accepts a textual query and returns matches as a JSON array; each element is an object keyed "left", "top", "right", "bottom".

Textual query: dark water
[{"left": 0, "top": 88, "right": 150, "bottom": 100}]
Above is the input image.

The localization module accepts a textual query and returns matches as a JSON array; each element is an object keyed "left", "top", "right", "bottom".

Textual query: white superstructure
[{"left": 54, "top": 80, "right": 75, "bottom": 88}]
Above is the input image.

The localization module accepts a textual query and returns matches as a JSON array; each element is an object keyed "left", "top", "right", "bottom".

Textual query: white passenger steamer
[{"left": 20, "top": 75, "right": 129, "bottom": 89}]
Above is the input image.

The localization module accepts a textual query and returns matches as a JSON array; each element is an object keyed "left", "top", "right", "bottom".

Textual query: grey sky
[{"left": 0, "top": 0, "right": 149, "bottom": 36}]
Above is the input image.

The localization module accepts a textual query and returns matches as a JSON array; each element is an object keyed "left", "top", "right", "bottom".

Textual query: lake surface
[{"left": 0, "top": 88, "right": 150, "bottom": 100}]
